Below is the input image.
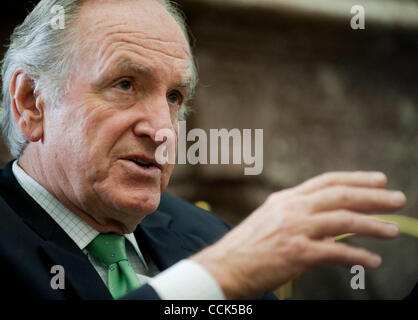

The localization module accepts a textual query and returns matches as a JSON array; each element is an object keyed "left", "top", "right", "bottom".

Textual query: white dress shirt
[{"left": 12, "top": 160, "right": 225, "bottom": 300}]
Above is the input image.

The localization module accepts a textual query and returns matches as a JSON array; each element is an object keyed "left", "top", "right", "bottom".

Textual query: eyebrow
[
  {"left": 95, "top": 58, "right": 194, "bottom": 94},
  {"left": 117, "top": 58, "right": 154, "bottom": 77}
]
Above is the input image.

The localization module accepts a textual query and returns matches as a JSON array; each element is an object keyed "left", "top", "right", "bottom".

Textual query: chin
[
  {"left": 114, "top": 189, "right": 162, "bottom": 217},
  {"left": 99, "top": 192, "right": 161, "bottom": 234}
]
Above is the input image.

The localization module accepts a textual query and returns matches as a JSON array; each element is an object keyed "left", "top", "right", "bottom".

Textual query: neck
[{"left": 17, "top": 146, "right": 136, "bottom": 235}]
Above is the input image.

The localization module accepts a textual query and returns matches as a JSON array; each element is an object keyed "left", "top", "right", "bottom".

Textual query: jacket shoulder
[{"left": 158, "top": 192, "right": 233, "bottom": 241}]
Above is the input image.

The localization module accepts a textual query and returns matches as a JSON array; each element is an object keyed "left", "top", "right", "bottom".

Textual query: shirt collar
[{"left": 12, "top": 160, "right": 146, "bottom": 263}]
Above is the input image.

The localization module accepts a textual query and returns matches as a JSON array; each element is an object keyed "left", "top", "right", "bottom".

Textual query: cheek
[
  {"left": 49, "top": 103, "right": 118, "bottom": 177},
  {"left": 43, "top": 109, "right": 83, "bottom": 164},
  {"left": 71, "top": 103, "right": 123, "bottom": 158}
]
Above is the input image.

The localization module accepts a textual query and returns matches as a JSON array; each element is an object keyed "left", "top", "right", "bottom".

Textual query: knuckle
[
  {"left": 277, "top": 214, "right": 298, "bottom": 232},
  {"left": 331, "top": 185, "right": 350, "bottom": 202},
  {"left": 336, "top": 209, "right": 352, "bottom": 216},
  {"left": 319, "top": 172, "right": 337, "bottom": 186},
  {"left": 267, "top": 191, "right": 282, "bottom": 203},
  {"left": 286, "top": 237, "right": 310, "bottom": 259},
  {"left": 339, "top": 213, "right": 354, "bottom": 230},
  {"left": 281, "top": 197, "right": 310, "bottom": 215},
  {"left": 276, "top": 198, "right": 296, "bottom": 212}
]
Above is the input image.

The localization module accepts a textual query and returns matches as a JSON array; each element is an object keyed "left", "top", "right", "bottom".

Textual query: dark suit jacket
[
  {"left": 405, "top": 283, "right": 418, "bottom": 300},
  {"left": 0, "top": 161, "right": 276, "bottom": 300}
]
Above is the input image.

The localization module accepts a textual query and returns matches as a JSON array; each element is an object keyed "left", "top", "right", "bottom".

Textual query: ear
[{"left": 10, "top": 69, "right": 44, "bottom": 142}]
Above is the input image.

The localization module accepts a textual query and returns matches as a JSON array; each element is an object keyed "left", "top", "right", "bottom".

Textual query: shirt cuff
[{"left": 148, "top": 259, "right": 225, "bottom": 300}]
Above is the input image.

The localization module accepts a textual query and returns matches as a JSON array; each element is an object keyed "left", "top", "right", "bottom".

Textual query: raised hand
[{"left": 191, "top": 171, "right": 406, "bottom": 299}]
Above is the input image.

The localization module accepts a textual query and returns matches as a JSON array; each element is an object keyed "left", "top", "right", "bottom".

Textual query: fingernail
[
  {"left": 385, "top": 223, "right": 399, "bottom": 236},
  {"left": 390, "top": 192, "right": 406, "bottom": 205},
  {"left": 371, "top": 173, "right": 386, "bottom": 185}
]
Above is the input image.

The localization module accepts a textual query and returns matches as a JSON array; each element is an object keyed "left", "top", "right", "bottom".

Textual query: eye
[
  {"left": 115, "top": 79, "right": 133, "bottom": 91},
  {"left": 167, "top": 91, "right": 183, "bottom": 106}
]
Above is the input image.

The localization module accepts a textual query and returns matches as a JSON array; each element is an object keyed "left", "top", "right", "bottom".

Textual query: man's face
[{"left": 41, "top": 0, "right": 192, "bottom": 233}]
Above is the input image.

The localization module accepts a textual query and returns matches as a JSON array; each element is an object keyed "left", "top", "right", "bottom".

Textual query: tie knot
[{"left": 87, "top": 234, "right": 128, "bottom": 266}]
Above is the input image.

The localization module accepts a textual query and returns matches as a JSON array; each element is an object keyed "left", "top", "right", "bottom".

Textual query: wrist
[{"left": 190, "top": 244, "right": 247, "bottom": 300}]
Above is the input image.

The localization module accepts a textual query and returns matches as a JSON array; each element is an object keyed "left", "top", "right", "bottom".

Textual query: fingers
[
  {"left": 306, "top": 241, "right": 382, "bottom": 269},
  {"left": 305, "top": 186, "right": 406, "bottom": 213},
  {"left": 307, "top": 210, "right": 400, "bottom": 239},
  {"left": 292, "top": 171, "right": 387, "bottom": 195},
  {"left": 322, "top": 236, "right": 335, "bottom": 243}
]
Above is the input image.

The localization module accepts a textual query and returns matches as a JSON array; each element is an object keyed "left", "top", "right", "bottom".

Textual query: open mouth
[
  {"left": 129, "top": 159, "right": 154, "bottom": 169},
  {"left": 121, "top": 154, "right": 162, "bottom": 172}
]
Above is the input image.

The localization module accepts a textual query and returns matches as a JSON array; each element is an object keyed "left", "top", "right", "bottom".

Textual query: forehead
[{"left": 74, "top": 0, "right": 191, "bottom": 79}]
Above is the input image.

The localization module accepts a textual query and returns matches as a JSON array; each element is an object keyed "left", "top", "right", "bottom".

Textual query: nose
[{"left": 132, "top": 94, "right": 175, "bottom": 145}]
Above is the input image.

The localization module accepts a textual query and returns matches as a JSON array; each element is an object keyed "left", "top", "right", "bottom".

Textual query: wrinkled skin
[{"left": 15, "top": 0, "right": 193, "bottom": 234}]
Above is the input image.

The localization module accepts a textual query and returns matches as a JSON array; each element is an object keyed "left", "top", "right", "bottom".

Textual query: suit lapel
[
  {"left": 40, "top": 241, "right": 112, "bottom": 300},
  {"left": 136, "top": 209, "right": 209, "bottom": 271},
  {"left": 0, "top": 162, "right": 112, "bottom": 300},
  {"left": 1, "top": 161, "right": 211, "bottom": 298}
]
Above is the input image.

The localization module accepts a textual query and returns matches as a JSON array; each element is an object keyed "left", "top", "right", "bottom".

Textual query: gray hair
[{"left": 0, "top": 0, "right": 197, "bottom": 158}]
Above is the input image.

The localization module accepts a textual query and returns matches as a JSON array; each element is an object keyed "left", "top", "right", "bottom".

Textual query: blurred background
[{"left": 1, "top": 0, "right": 417, "bottom": 299}]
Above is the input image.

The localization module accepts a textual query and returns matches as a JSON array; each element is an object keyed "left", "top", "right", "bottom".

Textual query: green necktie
[{"left": 87, "top": 233, "right": 141, "bottom": 299}]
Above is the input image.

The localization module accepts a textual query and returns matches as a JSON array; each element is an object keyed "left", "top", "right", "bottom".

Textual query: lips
[
  {"left": 130, "top": 158, "right": 153, "bottom": 168},
  {"left": 121, "top": 154, "right": 162, "bottom": 170}
]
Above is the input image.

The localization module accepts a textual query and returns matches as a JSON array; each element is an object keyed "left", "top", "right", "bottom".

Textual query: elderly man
[{"left": 0, "top": 0, "right": 408, "bottom": 300}]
